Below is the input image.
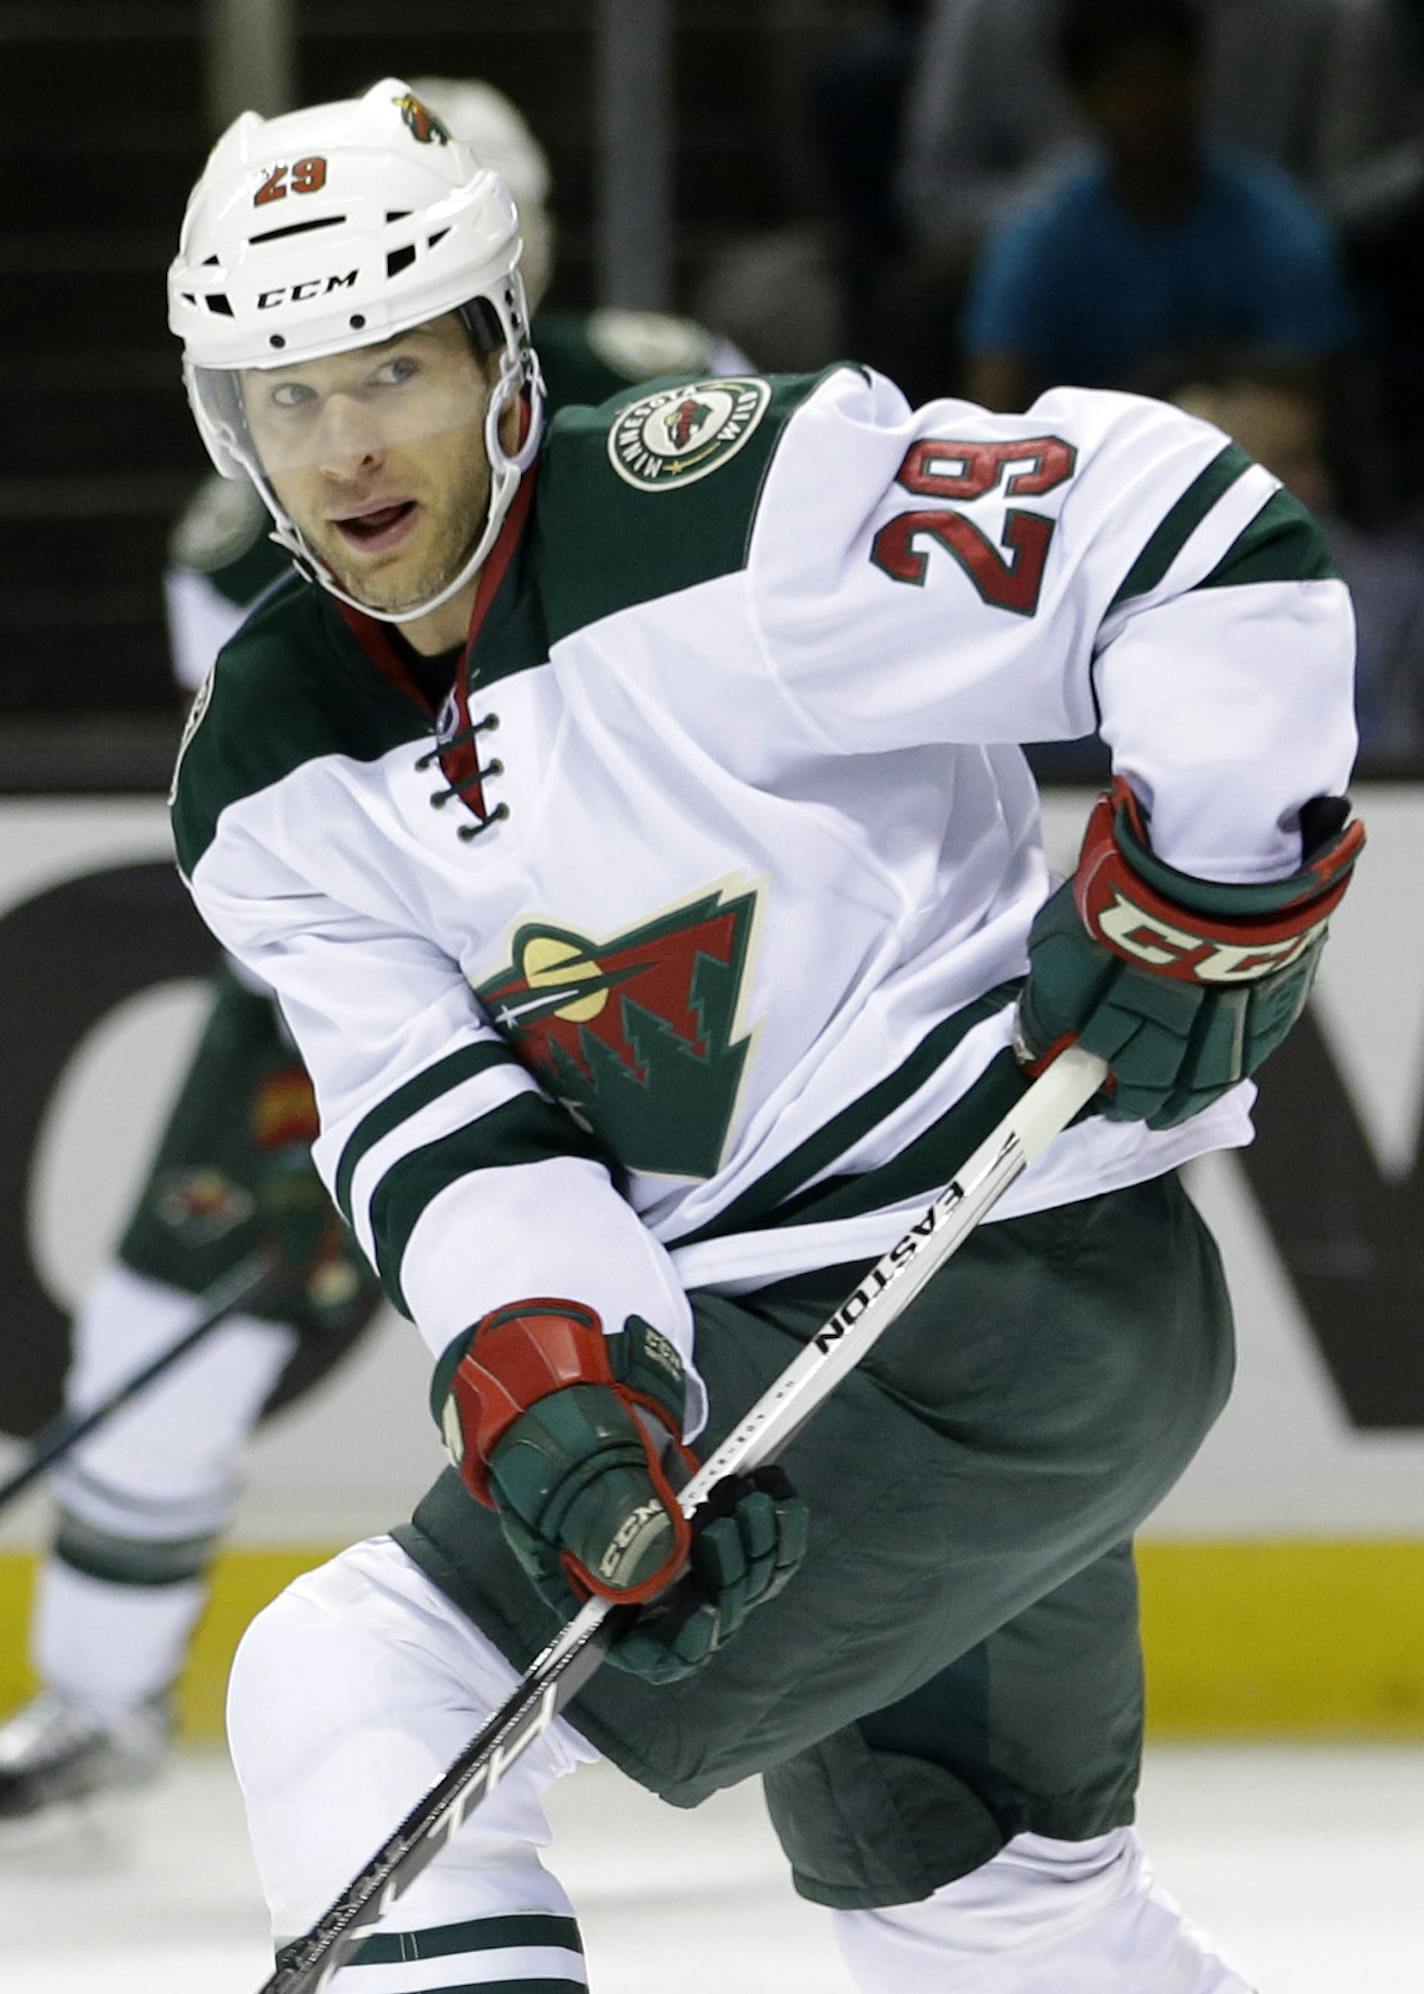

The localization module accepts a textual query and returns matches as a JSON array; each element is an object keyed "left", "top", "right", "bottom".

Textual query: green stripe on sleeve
[
  {"left": 1108, "top": 441, "right": 1253, "bottom": 610},
  {"left": 745, "top": 1045, "right": 1030, "bottom": 1236},
  {"left": 350, "top": 1913, "right": 583, "bottom": 1965},
  {"left": 669, "top": 982, "right": 1018, "bottom": 1252},
  {"left": 335, "top": 1042, "right": 524, "bottom": 1227},
  {"left": 368, "top": 1094, "right": 608, "bottom": 1317},
  {"left": 352, "top": 1983, "right": 584, "bottom": 1992},
  {"left": 1197, "top": 484, "right": 1337, "bottom": 589}
]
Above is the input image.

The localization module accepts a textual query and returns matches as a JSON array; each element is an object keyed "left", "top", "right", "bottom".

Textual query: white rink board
[{"left": 2, "top": 789, "right": 1422, "bottom": 1548}]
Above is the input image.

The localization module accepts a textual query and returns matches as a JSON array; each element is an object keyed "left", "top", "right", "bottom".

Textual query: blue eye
[
  {"left": 271, "top": 381, "right": 316, "bottom": 411},
  {"left": 374, "top": 354, "right": 419, "bottom": 387}
]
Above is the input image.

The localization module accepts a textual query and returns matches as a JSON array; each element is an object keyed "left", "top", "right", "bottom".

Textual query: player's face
[
  {"left": 241, "top": 313, "right": 496, "bottom": 614},
  {"left": 1079, "top": 47, "right": 1202, "bottom": 165}
]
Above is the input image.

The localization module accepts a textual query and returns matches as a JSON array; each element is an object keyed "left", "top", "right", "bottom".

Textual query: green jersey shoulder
[
  {"left": 170, "top": 576, "right": 428, "bottom": 879},
  {"left": 536, "top": 307, "right": 739, "bottom": 412},
  {"left": 535, "top": 365, "right": 859, "bottom": 646}
]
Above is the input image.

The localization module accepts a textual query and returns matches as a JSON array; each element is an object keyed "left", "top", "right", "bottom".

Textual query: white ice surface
[{"left": 3, "top": 1743, "right": 1422, "bottom": 1991}]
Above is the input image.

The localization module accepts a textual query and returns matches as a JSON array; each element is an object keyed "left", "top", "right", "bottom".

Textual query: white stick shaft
[
  {"left": 553, "top": 1043, "right": 1108, "bottom": 1655},
  {"left": 269, "top": 1043, "right": 1108, "bottom": 1993}
]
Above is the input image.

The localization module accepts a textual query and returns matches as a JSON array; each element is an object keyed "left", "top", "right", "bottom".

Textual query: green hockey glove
[
  {"left": 1016, "top": 779, "right": 1364, "bottom": 1129},
  {"left": 434, "top": 1299, "right": 809, "bottom": 1679},
  {"left": 250, "top": 1065, "right": 365, "bottom": 1322},
  {"left": 608, "top": 1464, "right": 808, "bottom": 1685}
]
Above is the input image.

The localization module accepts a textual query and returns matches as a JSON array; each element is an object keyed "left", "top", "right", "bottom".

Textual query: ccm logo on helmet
[{"left": 257, "top": 272, "right": 359, "bottom": 309}]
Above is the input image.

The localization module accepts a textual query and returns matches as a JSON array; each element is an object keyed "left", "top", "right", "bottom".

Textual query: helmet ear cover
[{"left": 459, "top": 298, "right": 503, "bottom": 357}]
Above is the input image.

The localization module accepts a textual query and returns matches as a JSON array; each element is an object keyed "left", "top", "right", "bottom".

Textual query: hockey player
[
  {"left": 0, "top": 79, "right": 745, "bottom": 1824},
  {"left": 169, "top": 81, "right": 1357, "bottom": 1992}
]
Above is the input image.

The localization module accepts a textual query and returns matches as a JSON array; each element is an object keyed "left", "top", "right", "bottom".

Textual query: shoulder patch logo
[
  {"left": 156, "top": 1168, "right": 255, "bottom": 1242},
  {"left": 474, "top": 887, "right": 759, "bottom": 1179},
  {"left": 607, "top": 377, "right": 772, "bottom": 491}
]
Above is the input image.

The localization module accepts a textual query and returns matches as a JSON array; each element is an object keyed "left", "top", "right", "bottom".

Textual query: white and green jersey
[
  {"left": 162, "top": 307, "right": 749, "bottom": 693},
  {"left": 170, "top": 366, "right": 1356, "bottom": 1421}
]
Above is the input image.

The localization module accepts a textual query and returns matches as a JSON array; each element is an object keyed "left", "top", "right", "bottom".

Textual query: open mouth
[{"left": 333, "top": 501, "right": 419, "bottom": 553}]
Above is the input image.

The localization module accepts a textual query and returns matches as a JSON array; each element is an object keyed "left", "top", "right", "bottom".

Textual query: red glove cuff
[
  {"left": 1074, "top": 778, "right": 1363, "bottom": 987},
  {"left": 443, "top": 1298, "right": 685, "bottom": 1513}
]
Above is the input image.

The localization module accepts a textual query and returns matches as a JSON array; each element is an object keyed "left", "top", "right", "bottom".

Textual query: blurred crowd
[{"left": 782, "top": 0, "right": 1424, "bottom": 772}]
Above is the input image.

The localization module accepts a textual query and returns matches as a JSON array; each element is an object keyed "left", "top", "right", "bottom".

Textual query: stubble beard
[{"left": 311, "top": 425, "right": 492, "bottom": 615}]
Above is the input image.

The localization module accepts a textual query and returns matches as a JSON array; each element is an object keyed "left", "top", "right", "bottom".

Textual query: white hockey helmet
[
  {"left": 408, "top": 78, "right": 555, "bottom": 311},
  {"left": 167, "top": 77, "right": 543, "bottom": 623}
]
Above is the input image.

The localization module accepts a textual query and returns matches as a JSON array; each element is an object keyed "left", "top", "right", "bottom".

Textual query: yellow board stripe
[
  {"left": 1139, "top": 1540, "right": 1424, "bottom": 1735},
  {"left": 2, "top": 1541, "right": 1422, "bottom": 1739}
]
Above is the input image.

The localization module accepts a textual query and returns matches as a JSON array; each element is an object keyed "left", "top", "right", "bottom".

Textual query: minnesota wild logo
[
  {"left": 157, "top": 1169, "right": 254, "bottom": 1242},
  {"left": 607, "top": 377, "right": 772, "bottom": 491},
  {"left": 393, "top": 93, "right": 451, "bottom": 145},
  {"left": 475, "top": 889, "right": 758, "bottom": 1179},
  {"left": 668, "top": 396, "right": 713, "bottom": 448}
]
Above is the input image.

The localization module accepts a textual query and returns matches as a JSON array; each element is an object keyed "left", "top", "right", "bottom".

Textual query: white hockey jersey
[{"left": 170, "top": 366, "right": 1356, "bottom": 1424}]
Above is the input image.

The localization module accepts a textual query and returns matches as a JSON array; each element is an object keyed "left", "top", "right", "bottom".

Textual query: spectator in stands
[
  {"left": 900, "top": 0, "right": 1417, "bottom": 258},
  {"left": 1341, "top": 147, "right": 1424, "bottom": 522},
  {"left": 961, "top": 0, "right": 1356, "bottom": 414}
]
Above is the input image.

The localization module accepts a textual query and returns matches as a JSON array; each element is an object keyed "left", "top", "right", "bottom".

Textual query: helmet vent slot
[
  {"left": 205, "top": 294, "right": 234, "bottom": 316},
  {"left": 385, "top": 209, "right": 412, "bottom": 223},
  {"left": 251, "top": 215, "right": 346, "bottom": 246},
  {"left": 386, "top": 243, "right": 418, "bottom": 278},
  {"left": 427, "top": 228, "right": 451, "bottom": 250}
]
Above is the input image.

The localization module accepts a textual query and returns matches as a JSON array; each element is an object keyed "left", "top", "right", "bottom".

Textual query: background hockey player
[
  {"left": 167, "top": 81, "right": 1359, "bottom": 1993},
  {"left": 0, "top": 77, "right": 746, "bottom": 1825}
]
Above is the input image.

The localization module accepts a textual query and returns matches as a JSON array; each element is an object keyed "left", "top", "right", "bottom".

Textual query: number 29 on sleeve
[{"left": 871, "top": 435, "right": 1076, "bottom": 616}]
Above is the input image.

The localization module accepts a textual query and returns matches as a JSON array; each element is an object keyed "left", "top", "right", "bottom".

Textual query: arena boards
[{"left": 2, "top": 791, "right": 1421, "bottom": 1736}]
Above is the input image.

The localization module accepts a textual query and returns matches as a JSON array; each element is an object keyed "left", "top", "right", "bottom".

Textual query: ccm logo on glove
[
  {"left": 1017, "top": 778, "right": 1364, "bottom": 1128},
  {"left": 1075, "top": 782, "right": 1356, "bottom": 986},
  {"left": 1089, "top": 889, "right": 1329, "bottom": 981}
]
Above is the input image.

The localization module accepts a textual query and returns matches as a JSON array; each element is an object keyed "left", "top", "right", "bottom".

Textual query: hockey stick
[
  {"left": 0, "top": 1248, "right": 276, "bottom": 1516},
  {"left": 260, "top": 1042, "right": 1108, "bottom": 1994}
]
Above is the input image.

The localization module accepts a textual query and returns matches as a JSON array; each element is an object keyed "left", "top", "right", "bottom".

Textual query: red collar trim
[
  {"left": 435, "top": 453, "right": 538, "bottom": 827},
  {"left": 460, "top": 450, "right": 538, "bottom": 682},
  {"left": 333, "top": 395, "right": 539, "bottom": 719},
  {"left": 334, "top": 597, "right": 432, "bottom": 715}
]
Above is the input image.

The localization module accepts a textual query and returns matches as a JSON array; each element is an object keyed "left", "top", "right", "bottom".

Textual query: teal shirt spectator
[{"left": 963, "top": 145, "right": 1356, "bottom": 387}]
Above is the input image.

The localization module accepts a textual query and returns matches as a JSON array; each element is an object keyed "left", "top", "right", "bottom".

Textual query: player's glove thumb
[{"left": 608, "top": 1464, "right": 808, "bottom": 1685}]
